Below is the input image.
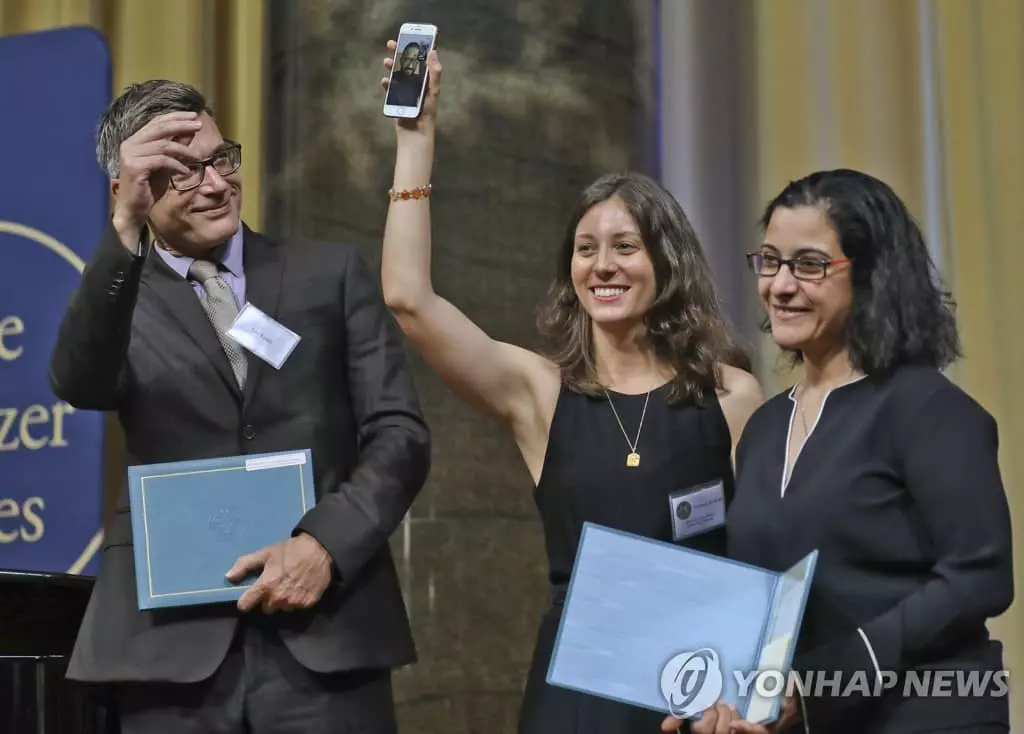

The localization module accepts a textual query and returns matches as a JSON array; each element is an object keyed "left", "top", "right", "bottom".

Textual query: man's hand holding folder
[
  {"left": 226, "top": 533, "right": 333, "bottom": 613},
  {"left": 126, "top": 449, "right": 324, "bottom": 611}
]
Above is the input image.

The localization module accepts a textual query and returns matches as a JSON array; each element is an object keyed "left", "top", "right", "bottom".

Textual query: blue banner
[{"left": 0, "top": 27, "right": 112, "bottom": 575}]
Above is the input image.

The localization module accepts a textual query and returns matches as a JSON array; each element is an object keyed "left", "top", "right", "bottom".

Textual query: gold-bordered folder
[{"left": 127, "top": 449, "right": 316, "bottom": 610}]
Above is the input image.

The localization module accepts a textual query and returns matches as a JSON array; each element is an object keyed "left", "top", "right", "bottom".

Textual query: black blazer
[
  {"left": 727, "top": 365, "right": 1013, "bottom": 733},
  {"left": 49, "top": 223, "right": 431, "bottom": 684}
]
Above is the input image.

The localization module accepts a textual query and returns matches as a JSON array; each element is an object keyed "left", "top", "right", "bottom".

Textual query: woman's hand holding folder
[
  {"left": 660, "top": 696, "right": 799, "bottom": 734},
  {"left": 679, "top": 701, "right": 740, "bottom": 734}
]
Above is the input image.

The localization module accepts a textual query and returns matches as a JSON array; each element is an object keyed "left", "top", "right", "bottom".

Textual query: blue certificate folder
[
  {"left": 547, "top": 523, "right": 818, "bottom": 724},
  {"left": 127, "top": 449, "right": 317, "bottom": 610}
]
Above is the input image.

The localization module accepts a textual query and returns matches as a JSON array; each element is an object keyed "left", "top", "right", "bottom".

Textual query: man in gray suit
[{"left": 49, "top": 79, "right": 431, "bottom": 734}]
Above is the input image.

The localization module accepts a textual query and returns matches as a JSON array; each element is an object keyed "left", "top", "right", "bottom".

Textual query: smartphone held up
[{"left": 383, "top": 23, "right": 438, "bottom": 119}]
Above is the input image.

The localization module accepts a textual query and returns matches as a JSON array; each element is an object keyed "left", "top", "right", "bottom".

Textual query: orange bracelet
[{"left": 388, "top": 184, "right": 432, "bottom": 202}]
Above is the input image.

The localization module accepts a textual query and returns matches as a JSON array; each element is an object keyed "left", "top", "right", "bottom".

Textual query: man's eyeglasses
[
  {"left": 745, "top": 251, "right": 853, "bottom": 281},
  {"left": 170, "top": 141, "right": 242, "bottom": 192}
]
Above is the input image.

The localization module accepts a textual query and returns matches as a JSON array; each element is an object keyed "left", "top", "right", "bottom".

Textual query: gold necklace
[{"left": 604, "top": 389, "right": 651, "bottom": 468}]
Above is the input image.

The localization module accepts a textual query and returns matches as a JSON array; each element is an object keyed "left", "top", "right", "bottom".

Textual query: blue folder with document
[
  {"left": 128, "top": 449, "right": 317, "bottom": 610},
  {"left": 547, "top": 522, "right": 817, "bottom": 723}
]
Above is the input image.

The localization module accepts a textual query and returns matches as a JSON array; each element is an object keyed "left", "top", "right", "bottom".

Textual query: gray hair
[{"left": 96, "top": 79, "right": 212, "bottom": 178}]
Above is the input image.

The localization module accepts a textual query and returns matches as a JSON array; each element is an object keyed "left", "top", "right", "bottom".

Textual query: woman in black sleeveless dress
[
  {"left": 377, "top": 44, "right": 765, "bottom": 734},
  {"left": 520, "top": 382, "right": 745, "bottom": 733}
]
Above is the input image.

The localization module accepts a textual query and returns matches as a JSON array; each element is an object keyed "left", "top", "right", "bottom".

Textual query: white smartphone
[{"left": 383, "top": 22, "right": 438, "bottom": 119}]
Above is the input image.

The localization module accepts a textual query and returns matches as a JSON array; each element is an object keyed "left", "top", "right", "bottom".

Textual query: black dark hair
[
  {"left": 537, "top": 172, "right": 751, "bottom": 405},
  {"left": 759, "top": 168, "right": 961, "bottom": 373}
]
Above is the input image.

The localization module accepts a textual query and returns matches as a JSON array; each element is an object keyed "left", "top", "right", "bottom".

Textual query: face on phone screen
[{"left": 383, "top": 29, "right": 435, "bottom": 117}]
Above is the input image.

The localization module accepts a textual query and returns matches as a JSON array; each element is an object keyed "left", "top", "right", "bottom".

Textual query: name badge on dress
[
  {"left": 668, "top": 479, "right": 726, "bottom": 541},
  {"left": 226, "top": 303, "right": 301, "bottom": 369}
]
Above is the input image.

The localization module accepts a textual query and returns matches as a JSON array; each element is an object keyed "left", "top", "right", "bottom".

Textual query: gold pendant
[{"left": 626, "top": 452, "right": 640, "bottom": 468}]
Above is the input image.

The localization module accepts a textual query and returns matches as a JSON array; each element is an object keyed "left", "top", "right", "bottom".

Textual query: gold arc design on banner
[{"left": 0, "top": 220, "right": 104, "bottom": 575}]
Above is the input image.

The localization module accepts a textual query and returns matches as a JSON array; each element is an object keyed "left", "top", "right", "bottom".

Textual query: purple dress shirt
[{"left": 154, "top": 226, "right": 246, "bottom": 309}]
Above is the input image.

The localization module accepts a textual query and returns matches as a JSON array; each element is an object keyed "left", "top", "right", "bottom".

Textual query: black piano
[{"left": 0, "top": 569, "right": 115, "bottom": 734}]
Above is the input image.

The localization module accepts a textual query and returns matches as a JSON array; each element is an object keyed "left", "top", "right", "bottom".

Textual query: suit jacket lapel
[
  {"left": 142, "top": 250, "right": 242, "bottom": 399},
  {"left": 239, "top": 225, "right": 284, "bottom": 406}
]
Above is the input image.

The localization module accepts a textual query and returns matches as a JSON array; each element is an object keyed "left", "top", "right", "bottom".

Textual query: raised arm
[
  {"left": 49, "top": 225, "right": 145, "bottom": 409},
  {"left": 379, "top": 43, "right": 556, "bottom": 433},
  {"left": 50, "top": 112, "right": 202, "bottom": 409}
]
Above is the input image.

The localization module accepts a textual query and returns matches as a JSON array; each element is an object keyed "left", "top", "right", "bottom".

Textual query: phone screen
[{"left": 383, "top": 27, "right": 435, "bottom": 117}]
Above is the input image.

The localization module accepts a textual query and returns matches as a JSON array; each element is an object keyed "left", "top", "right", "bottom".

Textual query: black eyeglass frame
[
  {"left": 169, "top": 141, "right": 243, "bottom": 192},
  {"left": 745, "top": 250, "right": 854, "bottom": 282}
]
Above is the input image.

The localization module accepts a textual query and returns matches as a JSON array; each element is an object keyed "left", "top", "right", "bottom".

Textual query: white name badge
[
  {"left": 668, "top": 479, "right": 726, "bottom": 541},
  {"left": 226, "top": 302, "right": 301, "bottom": 369}
]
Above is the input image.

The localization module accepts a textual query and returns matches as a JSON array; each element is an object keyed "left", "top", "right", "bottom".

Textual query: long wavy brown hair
[{"left": 536, "top": 172, "right": 751, "bottom": 406}]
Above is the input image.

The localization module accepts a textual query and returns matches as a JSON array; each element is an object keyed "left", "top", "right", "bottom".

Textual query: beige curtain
[
  {"left": 0, "top": 0, "right": 266, "bottom": 540},
  {"left": 936, "top": 3, "right": 1024, "bottom": 725},
  {"left": 0, "top": 0, "right": 265, "bottom": 229},
  {"left": 752, "top": 0, "right": 1024, "bottom": 726}
]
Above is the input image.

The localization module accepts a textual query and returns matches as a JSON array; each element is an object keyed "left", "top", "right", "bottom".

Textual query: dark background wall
[{"left": 262, "top": 0, "right": 659, "bottom": 730}]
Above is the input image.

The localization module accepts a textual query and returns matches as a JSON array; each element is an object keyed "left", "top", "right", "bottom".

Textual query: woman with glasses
[{"left": 666, "top": 169, "right": 1014, "bottom": 734}]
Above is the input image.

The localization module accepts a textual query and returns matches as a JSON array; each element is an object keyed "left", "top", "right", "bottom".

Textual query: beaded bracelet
[{"left": 388, "top": 184, "right": 432, "bottom": 202}]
